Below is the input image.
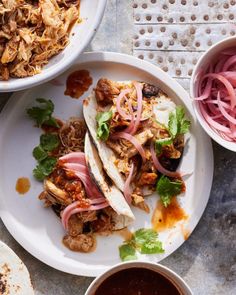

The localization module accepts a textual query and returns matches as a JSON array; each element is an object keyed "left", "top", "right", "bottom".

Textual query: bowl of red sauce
[
  {"left": 85, "top": 261, "right": 192, "bottom": 295},
  {"left": 190, "top": 36, "right": 236, "bottom": 152}
]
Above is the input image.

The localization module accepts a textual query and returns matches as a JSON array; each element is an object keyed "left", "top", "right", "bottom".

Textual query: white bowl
[
  {"left": 85, "top": 261, "right": 193, "bottom": 295},
  {"left": 190, "top": 36, "right": 236, "bottom": 152},
  {"left": 0, "top": 0, "right": 106, "bottom": 93}
]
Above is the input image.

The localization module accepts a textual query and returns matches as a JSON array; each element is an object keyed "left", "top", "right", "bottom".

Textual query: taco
[
  {"left": 38, "top": 119, "right": 134, "bottom": 253},
  {"left": 83, "top": 78, "right": 190, "bottom": 212}
]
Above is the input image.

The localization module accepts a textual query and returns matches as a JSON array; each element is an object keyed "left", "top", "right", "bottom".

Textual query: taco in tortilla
[
  {"left": 38, "top": 119, "right": 134, "bottom": 253},
  {"left": 83, "top": 78, "right": 190, "bottom": 212}
]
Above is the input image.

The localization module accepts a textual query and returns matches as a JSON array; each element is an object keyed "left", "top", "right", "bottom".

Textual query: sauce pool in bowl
[{"left": 94, "top": 267, "right": 181, "bottom": 295}]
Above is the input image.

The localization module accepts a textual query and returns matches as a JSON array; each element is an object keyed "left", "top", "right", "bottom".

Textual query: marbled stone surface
[{"left": 0, "top": 1, "right": 236, "bottom": 294}]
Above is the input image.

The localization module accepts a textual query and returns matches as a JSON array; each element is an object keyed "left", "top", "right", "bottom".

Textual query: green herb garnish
[
  {"left": 155, "top": 137, "right": 173, "bottom": 155},
  {"left": 27, "top": 98, "right": 59, "bottom": 128},
  {"left": 33, "top": 146, "right": 48, "bottom": 162},
  {"left": 168, "top": 106, "right": 190, "bottom": 138},
  {"left": 156, "top": 175, "right": 182, "bottom": 207},
  {"left": 40, "top": 134, "right": 59, "bottom": 151},
  {"left": 33, "top": 157, "right": 57, "bottom": 181},
  {"left": 96, "top": 111, "right": 112, "bottom": 141},
  {"left": 119, "top": 228, "right": 164, "bottom": 261}
]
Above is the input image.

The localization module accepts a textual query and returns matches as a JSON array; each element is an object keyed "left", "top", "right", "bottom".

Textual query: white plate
[
  {"left": 0, "top": 241, "right": 34, "bottom": 294},
  {"left": 0, "top": 0, "right": 106, "bottom": 92},
  {"left": 0, "top": 52, "right": 213, "bottom": 277}
]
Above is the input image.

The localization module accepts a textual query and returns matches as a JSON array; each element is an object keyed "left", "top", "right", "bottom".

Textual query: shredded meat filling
[{"left": 0, "top": 0, "right": 80, "bottom": 80}]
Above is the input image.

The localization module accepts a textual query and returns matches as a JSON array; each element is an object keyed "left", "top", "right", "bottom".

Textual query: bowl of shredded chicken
[{"left": 0, "top": 0, "right": 106, "bottom": 91}]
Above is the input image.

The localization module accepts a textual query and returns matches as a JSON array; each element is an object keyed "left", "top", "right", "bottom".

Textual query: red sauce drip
[
  {"left": 15, "top": 177, "right": 31, "bottom": 194},
  {"left": 152, "top": 197, "right": 188, "bottom": 232},
  {"left": 64, "top": 69, "right": 92, "bottom": 98},
  {"left": 94, "top": 268, "right": 181, "bottom": 295}
]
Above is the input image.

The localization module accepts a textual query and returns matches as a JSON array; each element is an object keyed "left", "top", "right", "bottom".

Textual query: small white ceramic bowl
[
  {"left": 85, "top": 261, "right": 193, "bottom": 295},
  {"left": 190, "top": 36, "right": 236, "bottom": 152},
  {"left": 0, "top": 0, "right": 106, "bottom": 93}
]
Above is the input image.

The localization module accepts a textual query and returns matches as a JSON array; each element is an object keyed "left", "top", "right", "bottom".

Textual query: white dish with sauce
[{"left": 0, "top": 52, "right": 213, "bottom": 276}]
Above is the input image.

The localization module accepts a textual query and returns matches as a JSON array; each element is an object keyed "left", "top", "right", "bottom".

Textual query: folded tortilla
[{"left": 84, "top": 132, "right": 135, "bottom": 228}]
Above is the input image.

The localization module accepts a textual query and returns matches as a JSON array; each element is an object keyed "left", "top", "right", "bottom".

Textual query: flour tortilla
[
  {"left": 84, "top": 133, "right": 135, "bottom": 228},
  {"left": 83, "top": 91, "right": 126, "bottom": 192},
  {"left": 0, "top": 241, "right": 34, "bottom": 295}
]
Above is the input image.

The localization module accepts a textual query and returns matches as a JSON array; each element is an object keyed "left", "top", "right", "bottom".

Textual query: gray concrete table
[{"left": 0, "top": 1, "right": 236, "bottom": 294}]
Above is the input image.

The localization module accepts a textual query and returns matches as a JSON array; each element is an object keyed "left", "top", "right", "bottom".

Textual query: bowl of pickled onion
[{"left": 190, "top": 36, "right": 236, "bottom": 152}]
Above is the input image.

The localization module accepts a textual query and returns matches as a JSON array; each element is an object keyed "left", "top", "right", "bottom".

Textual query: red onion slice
[
  {"left": 111, "top": 132, "right": 146, "bottom": 162},
  {"left": 150, "top": 143, "right": 181, "bottom": 178},
  {"left": 123, "top": 163, "right": 134, "bottom": 204},
  {"left": 130, "top": 81, "right": 143, "bottom": 135}
]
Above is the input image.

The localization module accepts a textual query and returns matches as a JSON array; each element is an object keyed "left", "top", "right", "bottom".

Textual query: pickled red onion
[
  {"left": 123, "top": 163, "right": 134, "bottom": 204},
  {"left": 111, "top": 132, "right": 146, "bottom": 162},
  {"left": 130, "top": 81, "right": 143, "bottom": 134},
  {"left": 116, "top": 89, "right": 132, "bottom": 120},
  {"left": 194, "top": 52, "right": 236, "bottom": 142},
  {"left": 150, "top": 143, "right": 181, "bottom": 178},
  {"left": 61, "top": 199, "right": 108, "bottom": 230}
]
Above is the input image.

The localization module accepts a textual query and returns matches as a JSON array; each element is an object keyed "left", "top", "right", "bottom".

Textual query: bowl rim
[
  {"left": 190, "top": 36, "right": 236, "bottom": 152},
  {"left": 0, "top": 0, "right": 107, "bottom": 93},
  {"left": 85, "top": 261, "right": 193, "bottom": 295}
]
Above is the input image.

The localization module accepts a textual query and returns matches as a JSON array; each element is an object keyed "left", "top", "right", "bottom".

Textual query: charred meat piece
[
  {"left": 67, "top": 214, "right": 83, "bottom": 237},
  {"left": 91, "top": 212, "right": 113, "bottom": 234},
  {"left": 160, "top": 134, "right": 185, "bottom": 171},
  {"left": 142, "top": 83, "right": 160, "bottom": 98},
  {"left": 63, "top": 234, "right": 95, "bottom": 252},
  {"left": 95, "top": 78, "right": 120, "bottom": 106},
  {"left": 79, "top": 211, "right": 97, "bottom": 223}
]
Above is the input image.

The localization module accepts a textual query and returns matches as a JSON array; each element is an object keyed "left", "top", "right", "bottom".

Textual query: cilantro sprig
[
  {"left": 119, "top": 228, "right": 164, "bottom": 262},
  {"left": 168, "top": 106, "right": 190, "bottom": 138},
  {"left": 96, "top": 111, "right": 112, "bottom": 141},
  {"left": 155, "top": 106, "right": 190, "bottom": 155},
  {"left": 27, "top": 98, "right": 59, "bottom": 128},
  {"left": 156, "top": 175, "right": 182, "bottom": 207},
  {"left": 32, "top": 133, "right": 59, "bottom": 181},
  {"left": 27, "top": 99, "right": 60, "bottom": 181}
]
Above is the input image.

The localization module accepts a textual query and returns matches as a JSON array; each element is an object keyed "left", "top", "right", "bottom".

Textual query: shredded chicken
[
  {"left": 107, "top": 129, "right": 153, "bottom": 159},
  {"left": 95, "top": 78, "right": 120, "bottom": 106},
  {"left": 58, "top": 118, "right": 86, "bottom": 156},
  {"left": 0, "top": 0, "right": 80, "bottom": 80}
]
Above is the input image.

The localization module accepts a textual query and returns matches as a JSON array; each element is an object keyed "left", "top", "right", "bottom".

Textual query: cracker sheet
[{"left": 133, "top": 0, "right": 236, "bottom": 89}]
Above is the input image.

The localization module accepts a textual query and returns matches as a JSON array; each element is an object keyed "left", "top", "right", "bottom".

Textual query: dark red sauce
[
  {"left": 94, "top": 268, "right": 181, "bottom": 295},
  {"left": 64, "top": 69, "right": 92, "bottom": 98}
]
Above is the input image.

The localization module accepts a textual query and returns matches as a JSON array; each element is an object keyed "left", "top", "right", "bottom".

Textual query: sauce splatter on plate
[
  {"left": 15, "top": 177, "right": 31, "bottom": 195},
  {"left": 65, "top": 70, "right": 92, "bottom": 98}
]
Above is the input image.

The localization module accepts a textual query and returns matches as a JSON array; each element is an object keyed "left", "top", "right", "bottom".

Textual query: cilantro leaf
[
  {"left": 33, "top": 157, "right": 57, "bottom": 181},
  {"left": 155, "top": 137, "right": 173, "bottom": 155},
  {"left": 33, "top": 166, "right": 45, "bottom": 181},
  {"left": 119, "top": 228, "right": 164, "bottom": 261},
  {"left": 27, "top": 98, "right": 59, "bottom": 128},
  {"left": 119, "top": 244, "right": 137, "bottom": 261},
  {"left": 156, "top": 175, "right": 182, "bottom": 207},
  {"left": 96, "top": 111, "right": 112, "bottom": 141},
  {"left": 134, "top": 228, "right": 158, "bottom": 245},
  {"left": 140, "top": 240, "right": 164, "bottom": 254},
  {"left": 168, "top": 112, "right": 178, "bottom": 138},
  {"left": 33, "top": 146, "right": 48, "bottom": 162},
  {"left": 168, "top": 106, "right": 190, "bottom": 138},
  {"left": 96, "top": 111, "right": 113, "bottom": 124},
  {"left": 40, "top": 134, "right": 59, "bottom": 151}
]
